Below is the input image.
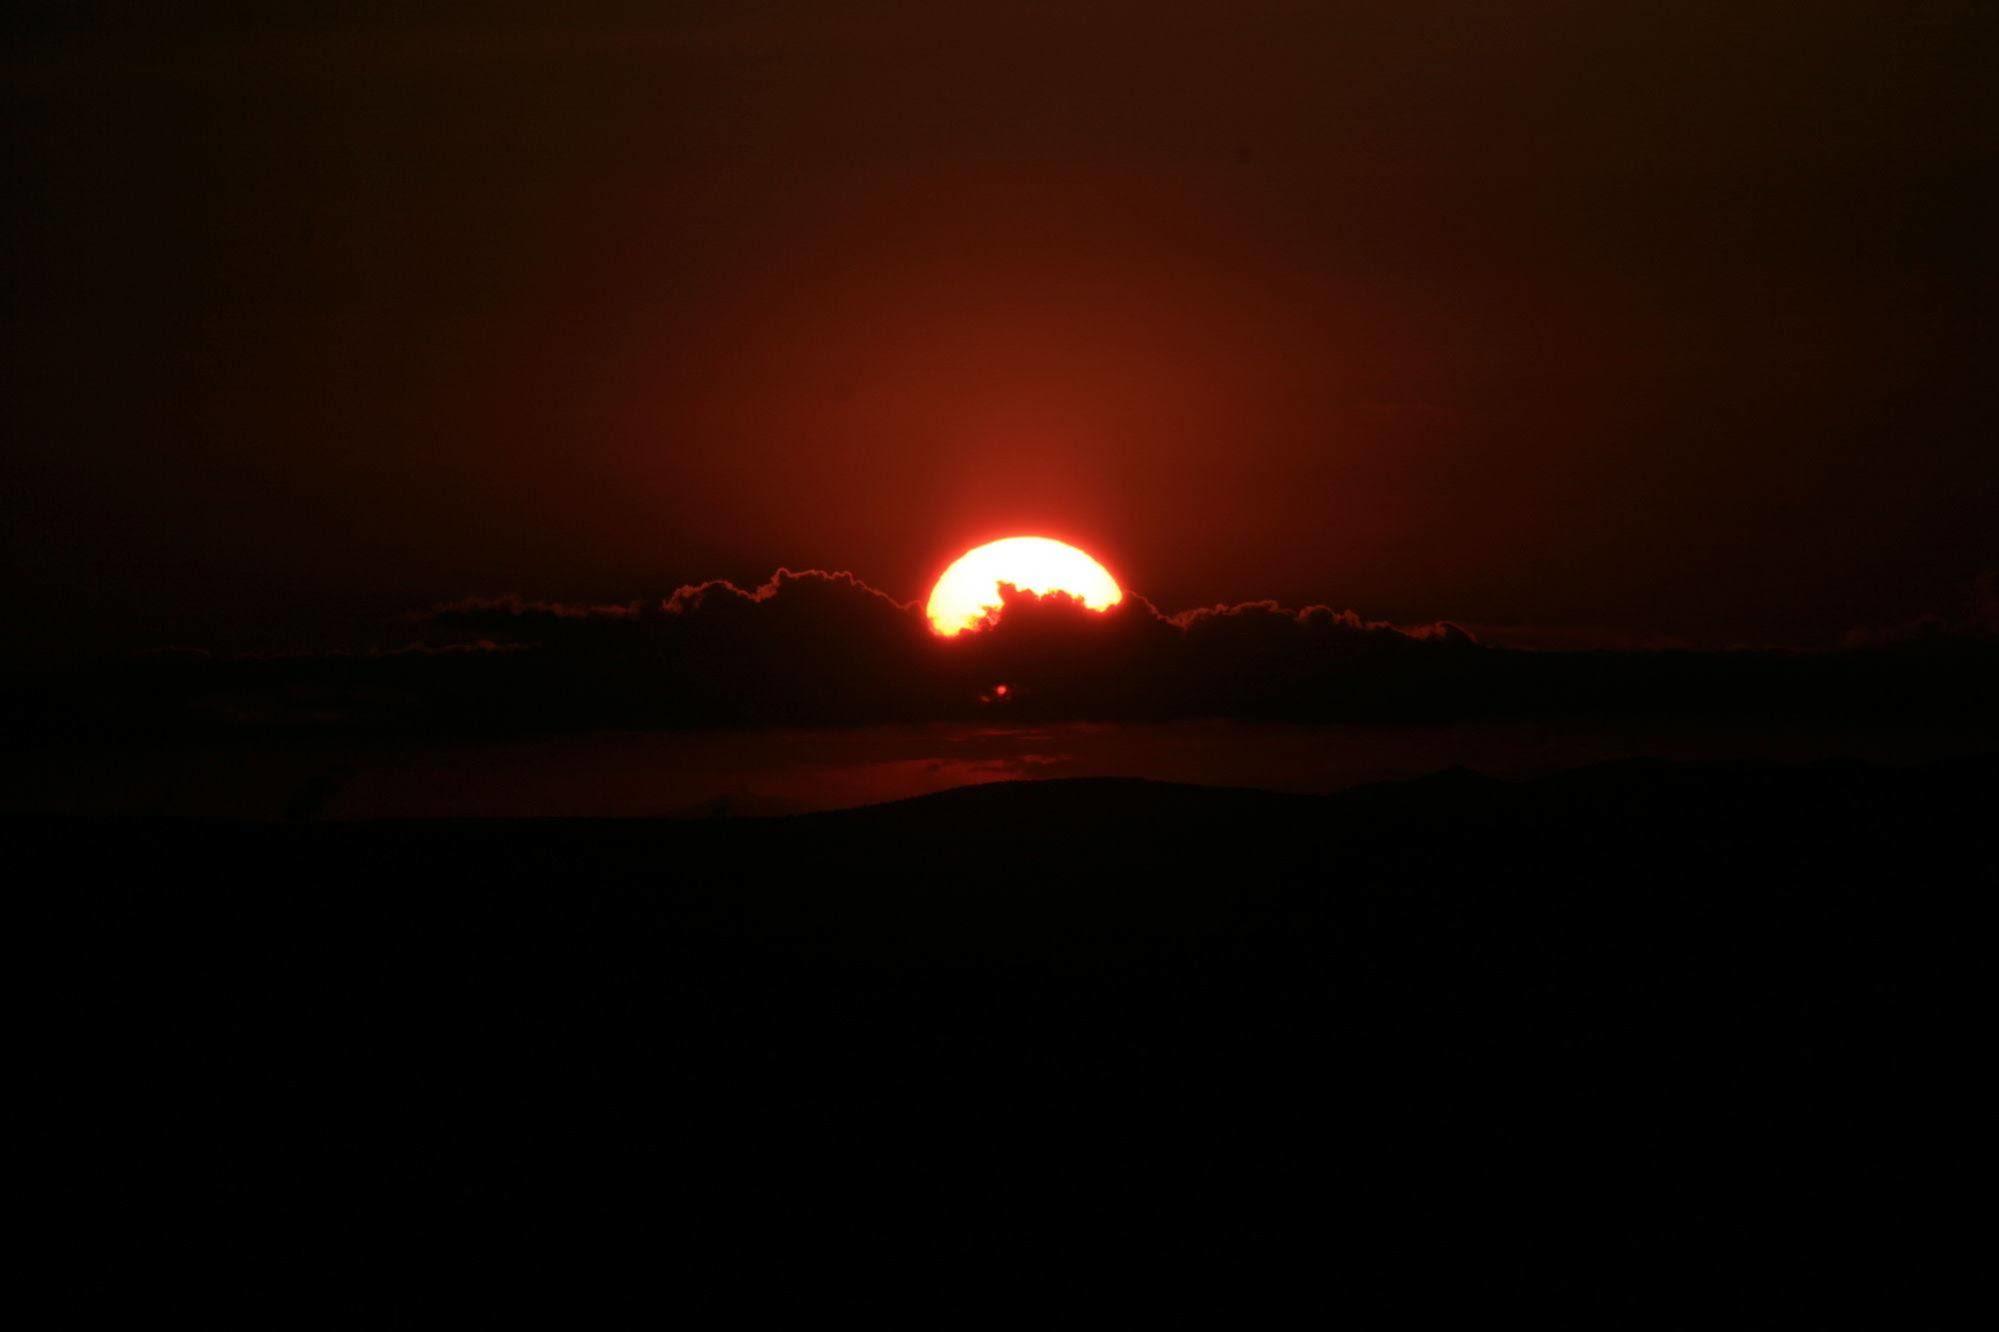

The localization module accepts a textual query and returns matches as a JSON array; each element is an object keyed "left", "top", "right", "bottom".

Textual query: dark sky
[{"left": 6, "top": 1, "right": 1993, "bottom": 660}]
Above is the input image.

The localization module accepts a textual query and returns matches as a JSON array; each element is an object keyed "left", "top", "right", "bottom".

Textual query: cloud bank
[{"left": 7, "top": 569, "right": 1995, "bottom": 740}]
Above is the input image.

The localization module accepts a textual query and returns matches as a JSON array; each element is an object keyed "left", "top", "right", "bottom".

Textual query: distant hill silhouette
[{"left": 17, "top": 756, "right": 1990, "bottom": 1321}]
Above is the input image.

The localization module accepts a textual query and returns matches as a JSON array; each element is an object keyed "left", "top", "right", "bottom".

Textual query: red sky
[{"left": 6, "top": 2, "right": 1992, "bottom": 659}]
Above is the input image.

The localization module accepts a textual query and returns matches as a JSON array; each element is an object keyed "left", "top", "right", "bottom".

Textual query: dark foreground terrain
[{"left": 19, "top": 756, "right": 1991, "bottom": 1323}]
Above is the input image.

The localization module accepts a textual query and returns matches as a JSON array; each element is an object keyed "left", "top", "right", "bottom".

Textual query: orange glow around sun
[{"left": 926, "top": 536, "right": 1123, "bottom": 636}]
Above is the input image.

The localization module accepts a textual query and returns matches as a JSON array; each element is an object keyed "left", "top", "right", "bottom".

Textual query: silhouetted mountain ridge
[{"left": 16, "top": 753, "right": 1988, "bottom": 1321}]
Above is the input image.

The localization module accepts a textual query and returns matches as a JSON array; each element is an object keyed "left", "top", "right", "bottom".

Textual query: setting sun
[{"left": 926, "top": 537, "right": 1123, "bottom": 636}]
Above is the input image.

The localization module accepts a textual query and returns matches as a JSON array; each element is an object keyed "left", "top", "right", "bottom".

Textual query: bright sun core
[{"left": 926, "top": 536, "right": 1123, "bottom": 636}]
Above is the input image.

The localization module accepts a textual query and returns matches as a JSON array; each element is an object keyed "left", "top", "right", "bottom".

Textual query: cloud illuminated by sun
[{"left": 926, "top": 536, "right": 1123, "bottom": 636}]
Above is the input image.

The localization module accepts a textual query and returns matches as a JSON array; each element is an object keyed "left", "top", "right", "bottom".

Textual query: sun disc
[{"left": 926, "top": 536, "right": 1123, "bottom": 636}]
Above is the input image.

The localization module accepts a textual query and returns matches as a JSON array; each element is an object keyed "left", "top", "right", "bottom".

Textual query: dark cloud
[
  {"left": 7, "top": 569, "right": 1996, "bottom": 741},
  {"left": 1842, "top": 571, "right": 1999, "bottom": 648},
  {"left": 406, "top": 571, "right": 1482, "bottom": 726}
]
